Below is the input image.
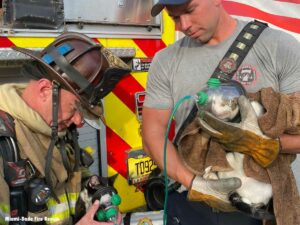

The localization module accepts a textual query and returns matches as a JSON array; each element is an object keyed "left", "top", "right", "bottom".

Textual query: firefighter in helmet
[{"left": 0, "top": 32, "right": 130, "bottom": 224}]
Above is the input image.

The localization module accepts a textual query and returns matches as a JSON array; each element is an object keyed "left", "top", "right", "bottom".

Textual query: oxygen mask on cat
[
  {"left": 87, "top": 175, "right": 121, "bottom": 224},
  {"left": 196, "top": 78, "right": 246, "bottom": 122}
]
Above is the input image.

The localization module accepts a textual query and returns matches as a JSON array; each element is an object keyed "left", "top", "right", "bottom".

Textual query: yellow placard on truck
[{"left": 127, "top": 149, "right": 157, "bottom": 185}]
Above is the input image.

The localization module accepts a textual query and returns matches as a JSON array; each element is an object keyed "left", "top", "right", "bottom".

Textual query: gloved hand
[
  {"left": 188, "top": 176, "right": 241, "bottom": 212},
  {"left": 198, "top": 95, "right": 280, "bottom": 168}
]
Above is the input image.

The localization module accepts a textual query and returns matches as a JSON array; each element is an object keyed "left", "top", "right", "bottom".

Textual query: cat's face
[
  {"left": 211, "top": 95, "right": 239, "bottom": 121},
  {"left": 75, "top": 174, "right": 119, "bottom": 222},
  {"left": 86, "top": 174, "right": 118, "bottom": 193}
]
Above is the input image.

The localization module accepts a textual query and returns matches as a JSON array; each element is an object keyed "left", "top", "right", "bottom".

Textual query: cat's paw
[{"left": 203, "top": 166, "right": 218, "bottom": 180}]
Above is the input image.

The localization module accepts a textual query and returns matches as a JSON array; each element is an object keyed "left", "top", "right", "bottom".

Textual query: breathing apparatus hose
[{"left": 162, "top": 95, "right": 196, "bottom": 225}]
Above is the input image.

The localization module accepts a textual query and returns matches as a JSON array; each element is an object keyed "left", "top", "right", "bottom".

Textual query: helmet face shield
[
  {"left": 13, "top": 32, "right": 131, "bottom": 122},
  {"left": 84, "top": 116, "right": 103, "bottom": 130},
  {"left": 79, "top": 102, "right": 103, "bottom": 130}
]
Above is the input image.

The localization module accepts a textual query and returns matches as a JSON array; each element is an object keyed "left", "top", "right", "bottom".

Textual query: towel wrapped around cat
[{"left": 177, "top": 87, "right": 300, "bottom": 225}]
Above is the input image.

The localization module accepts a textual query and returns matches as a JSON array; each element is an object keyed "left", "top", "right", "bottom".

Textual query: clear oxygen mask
[{"left": 196, "top": 78, "right": 246, "bottom": 122}]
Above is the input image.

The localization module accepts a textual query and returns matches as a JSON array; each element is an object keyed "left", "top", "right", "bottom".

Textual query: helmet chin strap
[
  {"left": 45, "top": 80, "right": 61, "bottom": 203},
  {"left": 44, "top": 81, "right": 82, "bottom": 203}
]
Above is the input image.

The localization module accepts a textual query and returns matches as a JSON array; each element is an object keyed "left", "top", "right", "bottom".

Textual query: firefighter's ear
[{"left": 37, "top": 79, "right": 52, "bottom": 101}]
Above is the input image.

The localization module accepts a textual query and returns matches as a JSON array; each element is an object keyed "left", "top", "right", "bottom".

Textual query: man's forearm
[
  {"left": 280, "top": 133, "right": 300, "bottom": 153},
  {"left": 141, "top": 107, "right": 194, "bottom": 188},
  {"left": 143, "top": 138, "right": 194, "bottom": 188}
]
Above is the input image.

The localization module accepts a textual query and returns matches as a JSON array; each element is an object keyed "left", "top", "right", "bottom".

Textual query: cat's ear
[
  {"left": 98, "top": 173, "right": 118, "bottom": 186},
  {"left": 108, "top": 173, "right": 119, "bottom": 185}
]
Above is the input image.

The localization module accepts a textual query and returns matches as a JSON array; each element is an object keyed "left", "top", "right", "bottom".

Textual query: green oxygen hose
[{"left": 163, "top": 95, "right": 195, "bottom": 225}]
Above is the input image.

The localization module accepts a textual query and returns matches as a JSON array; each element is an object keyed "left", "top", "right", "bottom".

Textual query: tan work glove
[
  {"left": 188, "top": 176, "right": 241, "bottom": 212},
  {"left": 198, "top": 95, "right": 280, "bottom": 168}
]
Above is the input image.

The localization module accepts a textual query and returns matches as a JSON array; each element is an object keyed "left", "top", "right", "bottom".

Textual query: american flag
[{"left": 223, "top": 0, "right": 300, "bottom": 40}]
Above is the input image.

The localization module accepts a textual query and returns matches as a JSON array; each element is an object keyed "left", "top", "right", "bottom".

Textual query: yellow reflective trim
[
  {"left": 0, "top": 217, "right": 9, "bottom": 225},
  {"left": 70, "top": 207, "right": 75, "bottom": 215},
  {"left": 68, "top": 193, "right": 78, "bottom": 214},
  {"left": 47, "top": 201, "right": 70, "bottom": 224},
  {"left": 0, "top": 204, "right": 9, "bottom": 213},
  {"left": 48, "top": 201, "right": 69, "bottom": 215},
  {"left": 162, "top": 10, "right": 175, "bottom": 46},
  {"left": 46, "top": 211, "right": 69, "bottom": 225},
  {"left": 104, "top": 93, "right": 142, "bottom": 148},
  {"left": 8, "top": 37, "right": 55, "bottom": 48},
  {"left": 47, "top": 192, "right": 78, "bottom": 206},
  {"left": 0, "top": 203, "right": 10, "bottom": 225},
  {"left": 47, "top": 192, "right": 78, "bottom": 217},
  {"left": 47, "top": 194, "right": 68, "bottom": 208},
  {"left": 68, "top": 192, "right": 79, "bottom": 201}
]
